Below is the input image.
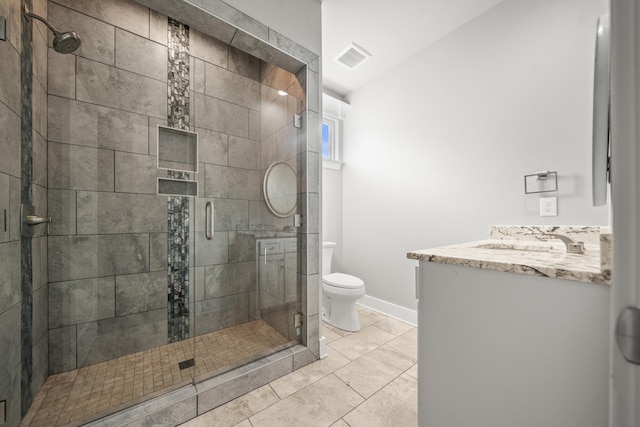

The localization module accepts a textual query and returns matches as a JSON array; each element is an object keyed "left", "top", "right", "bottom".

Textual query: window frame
[{"left": 322, "top": 113, "right": 342, "bottom": 167}]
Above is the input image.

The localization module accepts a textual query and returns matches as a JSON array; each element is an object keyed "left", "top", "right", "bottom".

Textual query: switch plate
[{"left": 540, "top": 197, "right": 558, "bottom": 216}]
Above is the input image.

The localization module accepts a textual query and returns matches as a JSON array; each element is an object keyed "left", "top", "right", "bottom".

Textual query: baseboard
[
  {"left": 357, "top": 295, "right": 417, "bottom": 326},
  {"left": 318, "top": 336, "right": 328, "bottom": 359}
]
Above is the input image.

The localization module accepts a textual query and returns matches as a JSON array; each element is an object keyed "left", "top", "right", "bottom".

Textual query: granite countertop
[{"left": 407, "top": 226, "right": 613, "bottom": 286}]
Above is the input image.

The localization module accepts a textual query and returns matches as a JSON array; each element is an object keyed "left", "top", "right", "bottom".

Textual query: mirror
[
  {"left": 592, "top": 13, "right": 610, "bottom": 207},
  {"left": 263, "top": 161, "right": 297, "bottom": 217}
]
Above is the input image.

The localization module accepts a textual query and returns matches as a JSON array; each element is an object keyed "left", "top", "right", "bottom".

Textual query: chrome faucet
[{"left": 543, "top": 233, "right": 585, "bottom": 254}]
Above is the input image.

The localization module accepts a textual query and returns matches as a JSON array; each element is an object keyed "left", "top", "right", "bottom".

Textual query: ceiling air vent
[{"left": 335, "top": 43, "right": 371, "bottom": 69}]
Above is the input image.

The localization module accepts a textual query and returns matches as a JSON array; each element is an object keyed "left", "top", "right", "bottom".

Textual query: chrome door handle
[{"left": 205, "top": 201, "right": 214, "bottom": 240}]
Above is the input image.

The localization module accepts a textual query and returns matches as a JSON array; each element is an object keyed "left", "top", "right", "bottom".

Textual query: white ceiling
[{"left": 322, "top": 0, "right": 505, "bottom": 98}]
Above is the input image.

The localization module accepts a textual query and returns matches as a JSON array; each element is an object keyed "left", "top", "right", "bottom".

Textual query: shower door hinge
[
  {"left": 294, "top": 313, "right": 303, "bottom": 337},
  {"left": 294, "top": 313, "right": 303, "bottom": 328},
  {"left": 293, "top": 114, "right": 302, "bottom": 129}
]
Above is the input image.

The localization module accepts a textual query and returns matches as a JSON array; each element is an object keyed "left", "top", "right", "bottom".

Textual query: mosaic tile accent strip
[
  {"left": 21, "top": 320, "right": 292, "bottom": 427},
  {"left": 167, "top": 17, "right": 192, "bottom": 343},
  {"left": 167, "top": 195, "right": 190, "bottom": 342},
  {"left": 21, "top": 0, "right": 35, "bottom": 416},
  {"left": 168, "top": 17, "right": 190, "bottom": 130}
]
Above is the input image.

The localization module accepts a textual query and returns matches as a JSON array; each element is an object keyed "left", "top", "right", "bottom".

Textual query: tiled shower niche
[{"left": 157, "top": 126, "right": 199, "bottom": 173}]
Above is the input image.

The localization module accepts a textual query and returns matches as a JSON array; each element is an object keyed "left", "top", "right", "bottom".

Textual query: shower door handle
[{"left": 205, "top": 201, "right": 214, "bottom": 240}]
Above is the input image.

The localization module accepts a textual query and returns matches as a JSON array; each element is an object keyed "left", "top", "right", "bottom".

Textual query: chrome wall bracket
[{"left": 524, "top": 170, "right": 558, "bottom": 194}]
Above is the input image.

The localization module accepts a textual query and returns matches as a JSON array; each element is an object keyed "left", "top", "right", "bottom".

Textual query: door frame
[{"left": 610, "top": 0, "right": 640, "bottom": 425}]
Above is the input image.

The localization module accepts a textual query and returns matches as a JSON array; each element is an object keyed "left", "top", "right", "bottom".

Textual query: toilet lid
[{"left": 323, "top": 273, "right": 364, "bottom": 289}]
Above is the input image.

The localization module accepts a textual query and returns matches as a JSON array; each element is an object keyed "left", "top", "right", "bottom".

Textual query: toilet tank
[{"left": 322, "top": 241, "right": 336, "bottom": 275}]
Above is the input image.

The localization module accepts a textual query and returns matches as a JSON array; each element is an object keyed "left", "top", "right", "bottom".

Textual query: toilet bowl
[{"left": 322, "top": 242, "right": 365, "bottom": 332}]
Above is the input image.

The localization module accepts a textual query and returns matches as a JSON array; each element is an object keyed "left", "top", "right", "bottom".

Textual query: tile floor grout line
[
  {"left": 183, "top": 315, "right": 418, "bottom": 426},
  {"left": 332, "top": 371, "right": 369, "bottom": 402}
]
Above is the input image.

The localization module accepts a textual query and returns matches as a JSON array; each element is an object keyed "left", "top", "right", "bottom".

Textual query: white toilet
[{"left": 322, "top": 241, "right": 366, "bottom": 332}]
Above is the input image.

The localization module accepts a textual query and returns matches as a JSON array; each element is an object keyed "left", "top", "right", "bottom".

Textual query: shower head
[
  {"left": 52, "top": 31, "right": 81, "bottom": 54},
  {"left": 24, "top": 5, "right": 81, "bottom": 54}
]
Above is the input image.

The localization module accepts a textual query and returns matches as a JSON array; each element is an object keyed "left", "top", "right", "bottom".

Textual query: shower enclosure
[{"left": 0, "top": 0, "right": 321, "bottom": 426}]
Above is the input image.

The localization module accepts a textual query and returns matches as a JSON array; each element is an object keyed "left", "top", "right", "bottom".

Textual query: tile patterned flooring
[
  {"left": 180, "top": 306, "right": 418, "bottom": 427},
  {"left": 22, "top": 320, "right": 291, "bottom": 427}
]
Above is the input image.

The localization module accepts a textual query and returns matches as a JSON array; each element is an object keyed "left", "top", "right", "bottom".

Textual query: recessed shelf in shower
[{"left": 157, "top": 125, "right": 199, "bottom": 173}]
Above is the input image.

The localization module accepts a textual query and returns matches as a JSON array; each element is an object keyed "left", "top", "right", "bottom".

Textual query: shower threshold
[{"left": 22, "top": 320, "right": 295, "bottom": 427}]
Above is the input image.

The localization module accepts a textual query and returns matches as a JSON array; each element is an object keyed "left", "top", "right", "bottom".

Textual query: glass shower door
[{"left": 188, "top": 58, "right": 307, "bottom": 383}]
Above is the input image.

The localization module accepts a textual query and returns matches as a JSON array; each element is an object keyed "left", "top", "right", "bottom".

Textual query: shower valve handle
[{"left": 25, "top": 215, "right": 52, "bottom": 234}]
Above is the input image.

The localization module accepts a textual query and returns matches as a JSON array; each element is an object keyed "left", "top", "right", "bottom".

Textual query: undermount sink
[{"left": 472, "top": 242, "right": 552, "bottom": 252}]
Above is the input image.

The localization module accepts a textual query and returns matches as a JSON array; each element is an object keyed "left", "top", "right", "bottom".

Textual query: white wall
[
  {"left": 222, "top": 0, "right": 322, "bottom": 54},
  {"left": 336, "top": 0, "right": 609, "bottom": 311},
  {"left": 322, "top": 167, "right": 343, "bottom": 271}
]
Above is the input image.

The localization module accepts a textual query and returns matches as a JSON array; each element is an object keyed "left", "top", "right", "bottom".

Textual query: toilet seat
[{"left": 322, "top": 273, "right": 364, "bottom": 289}]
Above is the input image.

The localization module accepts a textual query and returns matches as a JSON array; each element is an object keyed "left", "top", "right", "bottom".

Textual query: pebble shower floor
[{"left": 21, "top": 320, "right": 292, "bottom": 426}]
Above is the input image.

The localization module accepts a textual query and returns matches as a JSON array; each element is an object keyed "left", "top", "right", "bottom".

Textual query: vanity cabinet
[{"left": 417, "top": 261, "right": 609, "bottom": 427}]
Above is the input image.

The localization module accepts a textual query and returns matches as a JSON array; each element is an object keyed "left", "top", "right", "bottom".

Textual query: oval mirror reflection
[{"left": 263, "top": 161, "right": 297, "bottom": 217}]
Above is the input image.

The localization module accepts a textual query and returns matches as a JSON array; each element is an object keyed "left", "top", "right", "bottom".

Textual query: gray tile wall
[
  {"left": 46, "top": 0, "right": 171, "bottom": 372},
  {"left": 190, "top": 27, "right": 263, "bottom": 339},
  {"left": 44, "top": 0, "right": 316, "bottom": 375},
  {"left": 1, "top": 0, "right": 319, "bottom": 423},
  {"left": 30, "top": 0, "right": 51, "bottom": 420},
  {"left": 0, "top": 1, "right": 23, "bottom": 423},
  {"left": 0, "top": 0, "right": 49, "bottom": 424}
]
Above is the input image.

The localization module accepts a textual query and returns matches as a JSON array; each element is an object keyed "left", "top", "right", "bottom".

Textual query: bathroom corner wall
[
  {"left": 341, "top": 0, "right": 609, "bottom": 312},
  {"left": 45, "top": 0, "right": 171, "bottom": 373},
  {"left": 29, "top": 0, "right": 50, "bottom": 409},
  {"left": 0, "top": 0, "right": 49, "bottom": 425},
  {"left": 0, "top": 0, "right": 24, "bottom": 423},
  {"left": 0, "top": 0, "right": 320, "bottom": 424},
  {"left": 45, "top": 0, "right": 322, "bottom": 374}
]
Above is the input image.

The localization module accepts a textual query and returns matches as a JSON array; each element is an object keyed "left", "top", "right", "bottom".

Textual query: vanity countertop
[{"left": 407, "top": 225, "right": 613, "bottom": 285}]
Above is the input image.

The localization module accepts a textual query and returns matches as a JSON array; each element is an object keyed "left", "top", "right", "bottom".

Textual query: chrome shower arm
[{"left": 24, "top": 5, "right": 61, "bottom": 35}]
